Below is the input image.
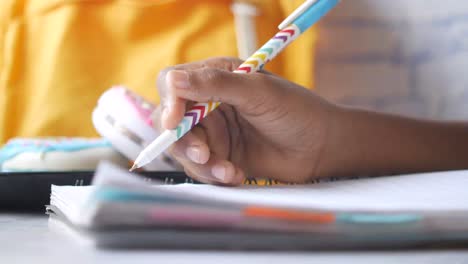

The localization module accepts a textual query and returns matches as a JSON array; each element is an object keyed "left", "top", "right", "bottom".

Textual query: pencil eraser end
[{"left": 294, "top": 0, "right": 340, "bottom": 32}]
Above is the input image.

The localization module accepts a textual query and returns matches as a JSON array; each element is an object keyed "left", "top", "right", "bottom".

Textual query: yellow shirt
[{"left": 0, "top": 0, "right": 317, "bottom": 144}]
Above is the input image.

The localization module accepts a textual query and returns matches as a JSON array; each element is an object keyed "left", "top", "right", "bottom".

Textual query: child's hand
[{"left": 153, "top": 57, "right": 339, "bottom": 185}]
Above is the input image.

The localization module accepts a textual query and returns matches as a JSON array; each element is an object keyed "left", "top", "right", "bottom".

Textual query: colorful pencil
[{"left": 131, "top": 0, "right": 340, "bottom": 171}]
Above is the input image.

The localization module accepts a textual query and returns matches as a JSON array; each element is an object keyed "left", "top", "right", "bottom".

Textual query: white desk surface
[{"left": 1, "top": 214, "right": 467, "bottom": 264}]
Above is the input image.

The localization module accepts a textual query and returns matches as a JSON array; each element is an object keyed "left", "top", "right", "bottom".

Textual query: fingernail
[
  {"left": 168, "top": 70, "right": 190, "bottom": 89},
  {"left": 211, "top": 164, "right": 226, "bottom": 182},
  {"left": 186, "top": 146, "right": 201, "bottom": 164}
]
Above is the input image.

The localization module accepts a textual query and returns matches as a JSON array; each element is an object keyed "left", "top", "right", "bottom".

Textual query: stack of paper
[{"left": 47, "top": 163, "right": 468, "bottom": 250}]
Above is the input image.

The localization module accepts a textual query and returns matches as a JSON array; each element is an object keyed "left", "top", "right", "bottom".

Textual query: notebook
[
  {"left": 1, "top": 167, "right": 360, "bottom": 211},
  {"left": 47, "top": 162, "right": 468, "bottom": 250},
  {"left": 0, "top": 170, "right": 197, "bottom": 211}
]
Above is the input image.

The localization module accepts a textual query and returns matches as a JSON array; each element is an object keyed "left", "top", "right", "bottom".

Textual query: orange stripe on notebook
[{"left": 244, "top": 206, "right": 335, "bottom": 223}]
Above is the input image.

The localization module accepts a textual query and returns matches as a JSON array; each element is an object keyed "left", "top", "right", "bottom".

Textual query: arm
[
  {"left": 318, "top": 106, "right": 468, "bottom": 178},
  {"left": 155, "top": 57, "right": 468, "bottom": 185}
]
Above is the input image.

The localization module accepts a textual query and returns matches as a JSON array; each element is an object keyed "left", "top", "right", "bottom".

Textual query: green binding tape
[{"left": 338, "top": 213, "right": 423, "bottom": 224}]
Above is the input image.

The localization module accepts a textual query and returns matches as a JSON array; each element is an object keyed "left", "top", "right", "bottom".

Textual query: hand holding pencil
[
  {"left": 131, "top": 0, "right": 340, "bottom": 175},
  {"left": 152, "top": 57, "right": 337, "bottom": 185},
  {"left": 129, "top": 0, "right": 339, "bottom": 183}
]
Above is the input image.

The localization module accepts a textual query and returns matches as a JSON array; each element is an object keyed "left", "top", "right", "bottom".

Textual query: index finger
[
  {"left": 156, "top": 57, "right": 243, "bottom": 129},
  {"left": 156, "top": 57, "right": 243, "bottom": 103}
]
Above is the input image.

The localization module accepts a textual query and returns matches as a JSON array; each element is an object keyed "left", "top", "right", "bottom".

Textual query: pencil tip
[{"left": 129, "top": 164, "right": 138, "bottom": 172}]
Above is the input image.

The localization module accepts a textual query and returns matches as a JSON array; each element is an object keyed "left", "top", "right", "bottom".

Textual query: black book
[{"left": 0, "top": 171, "right": 195, "bottom": 211}]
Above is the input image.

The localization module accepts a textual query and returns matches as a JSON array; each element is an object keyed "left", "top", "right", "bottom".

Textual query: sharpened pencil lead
[{"left": 129, "top": 163, "right": 138, "bottom": 172}]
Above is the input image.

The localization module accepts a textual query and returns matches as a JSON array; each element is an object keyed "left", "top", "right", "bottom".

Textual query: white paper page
[
  {"left": 50, "top": 185, "right": 95, "bottom": 223},
  {"left": 153, "top": 170, "right": 468, "bottom": 211}
]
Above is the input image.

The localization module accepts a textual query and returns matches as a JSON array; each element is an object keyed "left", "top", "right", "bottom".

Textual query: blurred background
[
  {"left": 2, "top": 0, "right": 468, "bottom": 144},
  {"left": 315, "top": 0, "right": 468, "bottom": 120}
]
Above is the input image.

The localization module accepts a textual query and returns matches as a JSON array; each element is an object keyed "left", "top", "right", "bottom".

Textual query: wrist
[{"left": 311, "top": 104, "right": 358, "bottom": 179}]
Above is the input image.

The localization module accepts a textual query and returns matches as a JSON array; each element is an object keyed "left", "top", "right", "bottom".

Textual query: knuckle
[
  {"left": 156, "top": 66, "right": 175, "bottom": 90},
  {"left": 205, "top": 57, "right": 243, "bottom": 71},
  {"left": 203, "top": 68, "right": 224, "bottom": 86},
  {"left": 219, "top": 56, "right": 243, "bottom": 71},
  {"left": 178, "top": 71, "right": 199, "bottom": 98},
  {"left": 228, "top": 57, "right": 244, "bottom": 70},
  {"left": 189, "top": 69, "right": 224, "bottom": 101}
]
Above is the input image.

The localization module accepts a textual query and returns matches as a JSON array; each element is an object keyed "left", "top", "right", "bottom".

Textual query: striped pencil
[{"left": 131, "top": 0, "right": 340, "bottom": 171}]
